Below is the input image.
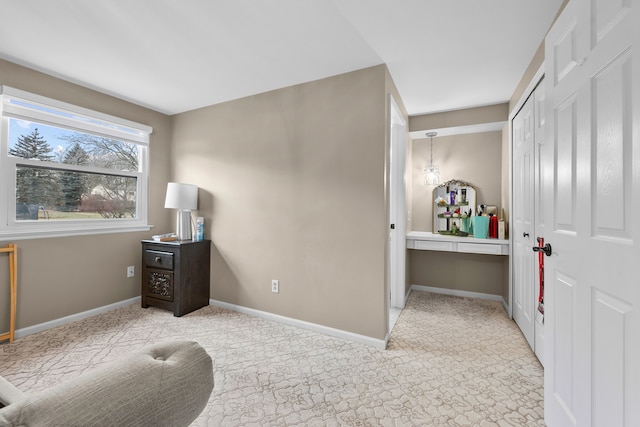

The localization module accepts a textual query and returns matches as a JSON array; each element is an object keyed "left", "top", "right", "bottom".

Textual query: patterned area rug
[{"left": 0, "top": 291, "right": 544, "bottom": 426}]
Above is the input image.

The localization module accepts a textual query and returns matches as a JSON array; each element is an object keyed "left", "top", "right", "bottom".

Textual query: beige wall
[
  {"left": 409, "top": 250, "right": 507, "bottom": 296},
  {"left": 0, "top": 58, "right": 173, "bottom": 331},
  {"left": 171, "top": 65, "right": 395, "bottom": 340},
  {"left": 411, "top": 131, "right": 504, "bottom": 232}
]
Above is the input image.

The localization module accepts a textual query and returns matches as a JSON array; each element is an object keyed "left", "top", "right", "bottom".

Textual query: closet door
[
  {"left": 512, "top": 93, "right": 536, "bottom": 350},
  {"left": 533, "top": 80, "right": 546, "bottom": 364}
]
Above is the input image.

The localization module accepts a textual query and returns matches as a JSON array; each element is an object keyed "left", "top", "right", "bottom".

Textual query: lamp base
[{"left": 176, "top": 210, "right": 193, "bottom": 241}]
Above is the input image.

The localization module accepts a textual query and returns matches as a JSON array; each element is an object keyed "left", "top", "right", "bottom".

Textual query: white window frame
[{"left": 0, "top": 86, "right": 152, "bottom": 240}]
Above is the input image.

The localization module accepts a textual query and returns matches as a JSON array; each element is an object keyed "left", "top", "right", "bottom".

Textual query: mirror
[{"left": 433, "top": 179, "right": 476, "bottom": 235}]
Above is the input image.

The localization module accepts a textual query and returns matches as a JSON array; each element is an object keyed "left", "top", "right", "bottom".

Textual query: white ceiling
[{"left": 0, "top": 0, "right": 564, "bottom": 116}]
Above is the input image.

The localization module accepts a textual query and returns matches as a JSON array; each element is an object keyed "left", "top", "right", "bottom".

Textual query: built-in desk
[{"left": 407, "top": 231, "right": 509, "bottom": 255}]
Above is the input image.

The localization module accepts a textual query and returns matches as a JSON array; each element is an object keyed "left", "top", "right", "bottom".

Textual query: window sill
[{"left": 0, "top": 224, "right": 153, "bottom": 241}]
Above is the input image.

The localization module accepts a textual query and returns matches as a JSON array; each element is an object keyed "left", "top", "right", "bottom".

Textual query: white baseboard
[
  {"left": 210, "top": 299, "right": 388, "bottom": 349},
  {"left": 13, "top": 296, "right": 388, "bottom": 350},
  {"left": 501, "top": 297, "right": 510, "bottom": 317},
  {"left": 410, "top": 284, "right": 503, "bottom": 302},
  {"left": 384, "top": 287, "right": 412, "bottom": 345},
  {"left": 15, "top": 297, "right": 141, "bottom": 340}
]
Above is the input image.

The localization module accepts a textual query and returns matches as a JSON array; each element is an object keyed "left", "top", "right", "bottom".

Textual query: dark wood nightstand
[{"left": 141, "top": 239, "right": 210, "bottom": 316}]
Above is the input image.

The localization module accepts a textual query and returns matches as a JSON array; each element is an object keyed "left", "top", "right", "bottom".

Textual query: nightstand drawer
[{"left": 144, "top": 249, "right": 174, "bottom": 270}]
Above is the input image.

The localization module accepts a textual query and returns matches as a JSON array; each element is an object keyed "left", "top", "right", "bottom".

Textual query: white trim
[
  {"left": 410, "top": 121, "right": 506, "bottom": 140},
  {"left": 388, "top": 94, "right": 407, "bottom": 311},
  {"left": 9, "top": 156, "right": 142, "bottom": 177},
  {"left": 13, "top": 295, "right": 387, "bottom": 349},
  {"left": 386, "top": 287, "right": 413, "bottom": 341},
  {"left": 507, "top": 112, "right": 516, "bottom": 319},
  {"left": 0, "top": 86, "right": 151, "bottom": 238},
  {"left": 0, "top": 224, "right": 152, "bottom": 241},
  {"left": 501, "top": 297, "right": 509, "bottom": 314},
  {"left": 15, "top": 297, "right": 141, "bottom": 339},
  {"left": 410, "top": 284, "right": 503, "bottom": 302},
  {"left": 210, "top": 299, "right": 388, "bottom": 349},
  {"left": 0, "top": 85, "right": 152, "bottom": 135},
  {"left": 383, "top": 329, "right": 392, "bottom": 345}
]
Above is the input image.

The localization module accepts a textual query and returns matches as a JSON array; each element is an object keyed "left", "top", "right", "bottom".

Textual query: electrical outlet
[
  {"left": 271, "top": 279, "right": 279, "bottom": 293},
  {"left": 127, "top": 266, "right": 135, "bottom": 278}
]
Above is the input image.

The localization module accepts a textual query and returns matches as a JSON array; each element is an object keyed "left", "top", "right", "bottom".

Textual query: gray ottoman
[{"left": 0, "top": 340, "right": 213, "bottom": 426}]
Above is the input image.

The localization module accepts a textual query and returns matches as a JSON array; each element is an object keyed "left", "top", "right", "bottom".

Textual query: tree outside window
[{"left": 9, "top": 123, "right": 140, "bottom": 220}]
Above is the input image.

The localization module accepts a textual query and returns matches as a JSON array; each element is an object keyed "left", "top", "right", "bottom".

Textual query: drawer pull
[{"left": 155, "top": 256, "right": 161, "bottom": 263}]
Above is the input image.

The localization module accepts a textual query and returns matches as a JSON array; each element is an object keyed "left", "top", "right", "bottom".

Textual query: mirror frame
[{"left": 432, "top": 179, "right": 476, "bottom": 234}]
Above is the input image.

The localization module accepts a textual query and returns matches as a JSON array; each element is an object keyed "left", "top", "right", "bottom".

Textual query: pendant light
[{"left": 424, "top": 131, "right": 440, "bottom": 185}]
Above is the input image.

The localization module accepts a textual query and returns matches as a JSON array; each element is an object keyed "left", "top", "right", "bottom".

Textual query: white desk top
[{"left": 406, "top": 231, "right": 509, "bottom": 255}]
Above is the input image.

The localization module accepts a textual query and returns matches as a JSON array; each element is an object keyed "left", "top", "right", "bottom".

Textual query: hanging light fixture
[{"left": 424, "top": 131, "right": 440, "bottom": 185}]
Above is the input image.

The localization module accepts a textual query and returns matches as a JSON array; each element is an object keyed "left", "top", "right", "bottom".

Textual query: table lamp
[{"left": 164, "top": 182, "right": 198, "bottom": 240}]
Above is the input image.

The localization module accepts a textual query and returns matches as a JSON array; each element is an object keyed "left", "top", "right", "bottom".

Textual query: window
[{"left": 0, "top": 86, "right": 152, "bottom": 239}]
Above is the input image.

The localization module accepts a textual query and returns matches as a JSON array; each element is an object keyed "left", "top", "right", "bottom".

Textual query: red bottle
[{"left": 489, "top": 215, "right": 498, "bottom": 239}]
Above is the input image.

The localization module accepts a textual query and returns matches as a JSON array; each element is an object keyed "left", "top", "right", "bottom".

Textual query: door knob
[
  {"left": 523, "top": 232, "right": 529, "bottom": 237},
  {"left": 532, "top": 243, "right": 552, "bottom": 256}
]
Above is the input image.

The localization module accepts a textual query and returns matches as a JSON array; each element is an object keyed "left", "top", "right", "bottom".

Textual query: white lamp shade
[{"left": 164, "top": 182, "right": 198, "bottom": 210}]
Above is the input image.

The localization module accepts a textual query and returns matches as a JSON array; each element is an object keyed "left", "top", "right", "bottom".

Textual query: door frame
[{"left": 388, "top": 95, "right": 407, "bottom": 312}]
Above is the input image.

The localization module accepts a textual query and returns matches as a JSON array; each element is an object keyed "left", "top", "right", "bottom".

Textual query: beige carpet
[{"left": 0, "top": 291, "right": 544, "bottom": 426}]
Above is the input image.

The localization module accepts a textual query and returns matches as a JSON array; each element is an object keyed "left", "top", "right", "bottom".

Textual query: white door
[
  {"left": 512, "top": 93, "right": 536, "bottom": 349},
  {"left": 388, "top": 95, "right": 407, "bottom": 311},
  {"left": 544, "top": 0, "right": 639, "bottom": 425}
]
